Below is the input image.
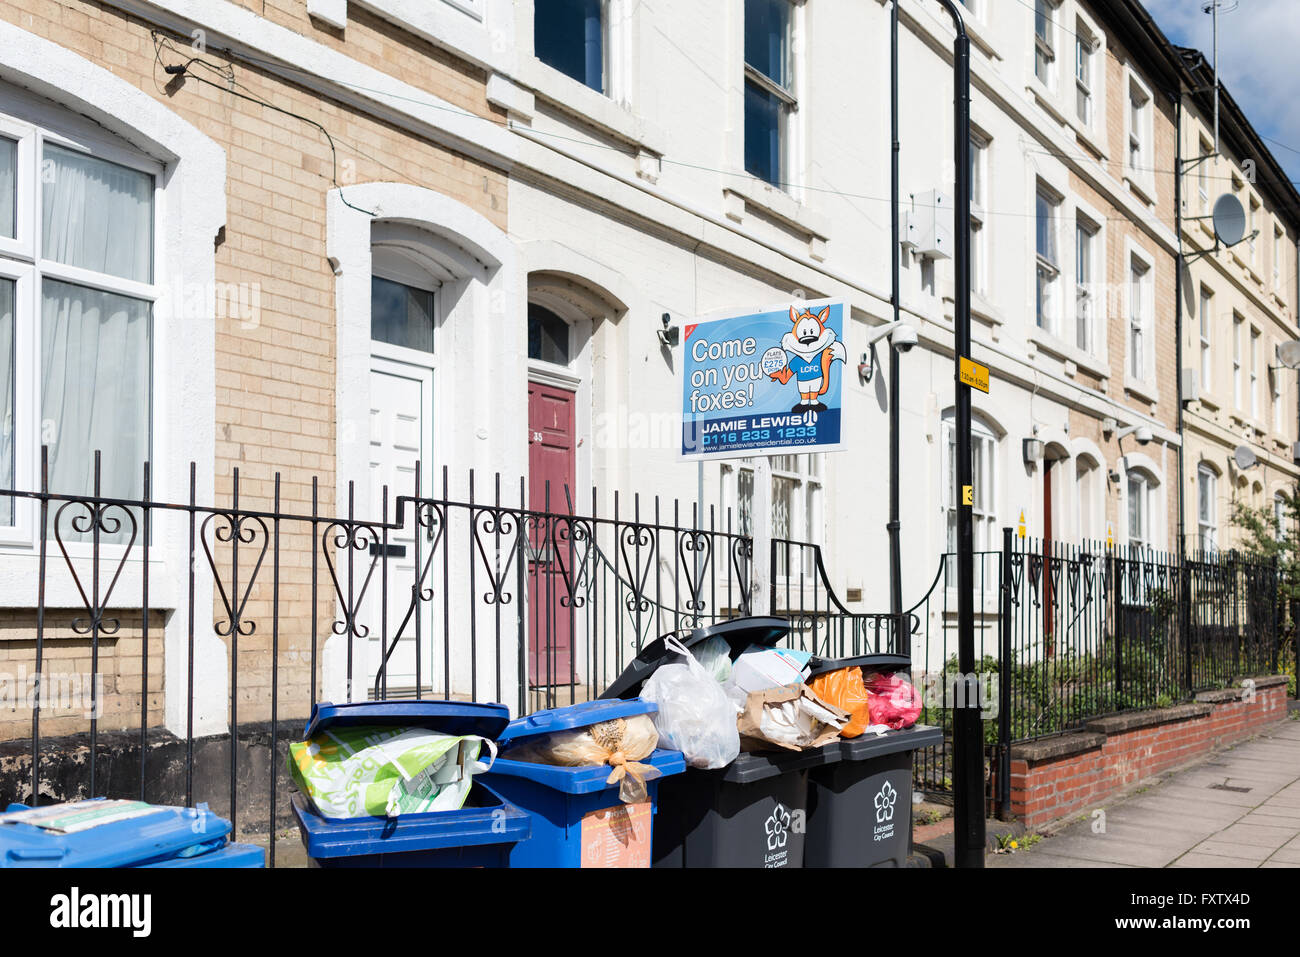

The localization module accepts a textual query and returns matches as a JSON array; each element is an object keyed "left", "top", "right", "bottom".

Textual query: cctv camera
[
  {"left": 891, "top": 325, "right": 918, "bottom": 353},
  {"left": 1134, "top": 426, "right": 1153, "bottom": 445}
]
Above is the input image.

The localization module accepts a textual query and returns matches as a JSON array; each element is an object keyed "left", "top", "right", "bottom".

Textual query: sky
[{"left": 1143, "top": 0, "right": 1300, "bottom": 187}]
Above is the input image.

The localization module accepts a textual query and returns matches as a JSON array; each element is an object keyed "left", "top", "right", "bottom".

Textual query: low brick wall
[{"left": 1009, "top": 676, "right": 1291, "bottom": 830}]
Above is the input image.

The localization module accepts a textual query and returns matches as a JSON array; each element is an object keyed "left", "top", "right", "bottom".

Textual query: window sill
[
  {"left": 351, "top": 0, "right": 503, "bottom": 75},
  {"left": 963, "top": 13, "right": 1002, "bottom": 62},
  {"left": 1027, "top": 327, "right": 1109, "bottom": 380},
  {"left": 941, "top": 284, "right": 1005, "bottom": 334},
  {"left": 1027, "top": 83, "right": 1068, "bottom": 128},
  {"left": 722, "top": 178, "right": 831, "bottom": 260},
  {"left": 1071, "top": 121, "right": 1108, "bottom": 162},
  {"left": 519, "top": 58, "right": 668, "bottom": 157},
  {"left": 1124, "top": 375, "right": 1159, "bottom": 406},
  {"left": 0, "top": 550, "right": 179, "bottom": 612},
  {"left": 1124, "top": 173, "right": 1157, "bottom": 207}
]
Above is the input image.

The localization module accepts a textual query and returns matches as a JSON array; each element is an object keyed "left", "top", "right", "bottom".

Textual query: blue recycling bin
[
  {"left": 0, "top": 799, "right": 241, "bottom": 868},
  {"left": 482, "top": 698, "right": 686, "bottom": 868},
  {"left": 139, "top": 842, "right": 266, "bottom": 868},
  {"left": 288, "top": 699, "right": 530, "bottom": 868}
]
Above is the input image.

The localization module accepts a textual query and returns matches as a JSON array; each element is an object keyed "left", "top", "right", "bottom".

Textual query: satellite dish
[
  {"left": 1277, "top": 341, "right": 1300, "bottom": 370},
  {"left": 1233, "top": 444, "right": 1257, "bottom": 470},
  {"left": 1212, "top": 193, "right": 1246, "bottom": 247}
]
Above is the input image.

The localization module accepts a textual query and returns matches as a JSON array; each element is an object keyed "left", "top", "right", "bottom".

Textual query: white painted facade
[
  {"left": 1, "top": 0, "right": 1211, "bottom": 717},
  {"left": 128, "top": 0, "right": 1185, "bottom": 674},
  {"left": 431, "top": 0, "right": 1185, "bottom": 671}
]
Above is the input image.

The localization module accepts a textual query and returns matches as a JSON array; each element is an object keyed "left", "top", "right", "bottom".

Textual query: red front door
[{"left": 528, "top": 381, "right": 576, "bottom": 686}]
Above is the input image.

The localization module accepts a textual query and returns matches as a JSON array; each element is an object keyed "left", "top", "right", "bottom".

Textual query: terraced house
[
  {"left": 1174, "top": 47, "right": 1300, "bottom": 557},
  {"left": 0, "top": 0, "right": 1292, "bottom": 816}
]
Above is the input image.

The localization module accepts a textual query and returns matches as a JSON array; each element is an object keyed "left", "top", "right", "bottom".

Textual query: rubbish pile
[{"left": 624, "top": 626, "right": 922, "bottom": 769}]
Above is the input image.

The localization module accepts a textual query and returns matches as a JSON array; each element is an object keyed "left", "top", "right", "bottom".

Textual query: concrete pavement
[{"left": 990, "top": 716, "right": 1300, "bottom": 868}]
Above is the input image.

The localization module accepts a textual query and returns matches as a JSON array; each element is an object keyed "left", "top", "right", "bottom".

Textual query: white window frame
[
  {"left": 1036, "top": 182, "right": 1061, "bottom": 335},
  {"left": 1274, "top": 226, "right": 1284, "bottom": 290},
  {"left": 1196, "top": 463, "right": 1217, "bottom": 555},
  {"left": 1272, "top": 365, "right": 1284, "bottom": 435},
  {"left": 970, "top": 131, "right": 988, "bottom": 296},
  {"left": 1074, "top": 213, "right": 1099, "bottom": 354},
  {"left": 1033, "top": 0, "right": 1057, "bottom": 90},
  {"left": 1074, "top": 22, "right": 1096, "bottom": 129},
  {"left": 1248, "top": 197, "right": 1259, "bottom": 268},
  {"left": 442, "top": 0, "right": 485, "bottom": 19},
  {"left": 525, "top": 294, "right": 586, "bottom": 388},
  {"left": 1275, "top": 492, "right": 1288, "bottom": 541},
  {"left": 0, "top": 104, "right": 163, "bottom": 549},
  {"left": 942, "top": 412, "right": 998, "bottom": 558},
  {"left": 1250, "top": 326, "right": 1260, "bottom": 420},
  {"left": 370, "top": 246, "right": 442, "bottom": 370},
  {"left": 1125, "top": 246, "right": 1154, "bottom": 387},
  {"left": 1199, "top": 285, "right": 1213, "bottom": 395},
  {"left": 1233, "top": 312, "right": 1243, "bottom": 409},
  {"left": 726, "top": 452, "right": 824, "bottom": 581},
  {"left": 1074, "top": 454, "right": 1102, "bottom": 542},
  {"left": 1126, "top": 470, "right": 1155, "bottom": 551},
  {"left": 1125, "top": 72, "right": 1155, "bottom": 200},
  {"left": 742, "top": 0, "right": 804, "bottom": 195},
  {"left": 1198, "top": 137, "right": 1212, "bottom": 214}
]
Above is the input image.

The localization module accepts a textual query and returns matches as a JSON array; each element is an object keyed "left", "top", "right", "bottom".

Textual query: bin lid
[
  {"left": 138, "top": 841, "right": 266, "bottom": 869},
  {"left": 839, "top": 723, "right": 944, "bottom": 760},
  {"left": 485, "top": 747, "right": 686, "bottom": 793},
  {"left": 805, "top": 653, "right": 911, "bottom": 680},
  {"left": 289, "top": 784, "right": 529, "bottom": 858},
  {"left": 0, "top": 799, "right": 231, "bottom": 868},
  {"left": 599, "top": 616, "right": 792, "bottom": 700},
  {"left": 496, "top": 697, "right": 657, "bottom": 747},
  {"left": 303, "top": 700, "right": 510, "bottom": 741}
]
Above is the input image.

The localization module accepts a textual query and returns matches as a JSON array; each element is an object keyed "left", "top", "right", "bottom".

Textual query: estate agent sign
[{"left": 681, "top": 298, "right": 848, "bottom": 459}]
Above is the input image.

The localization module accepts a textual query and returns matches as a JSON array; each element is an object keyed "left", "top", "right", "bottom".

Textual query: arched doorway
[
  {"left": 526, "top": 292, "right": 593, "bottom": 688},
  {"left": 365, "top": 240, "right": 442, "bottom": 694}
]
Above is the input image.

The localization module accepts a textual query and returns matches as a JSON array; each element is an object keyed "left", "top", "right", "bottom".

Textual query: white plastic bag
[
  {"left": 641, "top": 636, "right": 740, "bottom": 769},
  {"left": 690, "top": 635, "right": 733, "bottom": 684}
]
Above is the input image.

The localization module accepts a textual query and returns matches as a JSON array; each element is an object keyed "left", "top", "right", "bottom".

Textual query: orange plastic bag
[{"left": 807, "top": 667, "right": 871, "bottom": 738}]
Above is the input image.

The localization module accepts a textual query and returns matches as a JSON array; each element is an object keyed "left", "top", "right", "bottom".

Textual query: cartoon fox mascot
[{"left": 768, "top": 305, "right": 847, "bottom": 413}]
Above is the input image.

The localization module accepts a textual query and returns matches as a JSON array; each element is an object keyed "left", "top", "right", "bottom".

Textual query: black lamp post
[{"left": 930, "top": 0, "right": 984, "bottom": 869}]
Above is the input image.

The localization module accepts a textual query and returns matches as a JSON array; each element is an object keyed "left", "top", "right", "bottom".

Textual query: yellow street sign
[
  {"left": 1106, "top": 523, "right": 1114, "bottom": 548},
  {"left": 959, "top": 356, "right": 990, "bottom": 394},
  {"left": 962, "top": 485, "right": 973, "bottom": 506},
  {"left": 1017, "top": 510, "right": 1026, "bottom": 539}
]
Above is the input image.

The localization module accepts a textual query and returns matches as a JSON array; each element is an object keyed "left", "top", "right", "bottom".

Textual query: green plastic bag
[{"left": 288, "top": 725, "right": 497, "bottom": 820}]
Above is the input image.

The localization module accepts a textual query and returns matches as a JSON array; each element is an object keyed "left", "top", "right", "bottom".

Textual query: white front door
[{"left": 366, "top": 356, "right": 434, "bottom": 695}]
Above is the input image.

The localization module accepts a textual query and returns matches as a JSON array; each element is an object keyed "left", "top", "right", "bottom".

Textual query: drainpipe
[
  {"left": 889, "top": 0, "right": 904, "bottom": 654},
  {"left": 1174, "top": 89, "right": 1191, "bottom": 690}
]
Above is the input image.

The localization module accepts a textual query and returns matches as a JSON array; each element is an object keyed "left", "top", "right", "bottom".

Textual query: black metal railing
[
  {"left": 771, "top": 537, "right": 913, "bottom": 658},
  {"left": 907, "top": 529, "right": 1289, "bottom": 815},
  {"left": 0, "top": 450, "right": 766, "bottom": 865}
]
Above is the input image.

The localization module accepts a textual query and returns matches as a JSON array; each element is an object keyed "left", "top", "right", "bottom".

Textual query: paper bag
[{"left": 736, "top": 684, "right": 850, "bottom": 752}]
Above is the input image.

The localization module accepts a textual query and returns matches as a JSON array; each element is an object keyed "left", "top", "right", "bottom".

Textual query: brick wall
[
  {"left": 0, "top": 0, "right": 507, "bottom": 732},
  {"left": 1008, "top": 676, "right": 1290, "bottom": 830},
  {"left": 1061, "top": 23, "right": 1180, "bottom": 550},
  {"left": 0, "top": 610, "right": 167, "bottom": 741}
]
